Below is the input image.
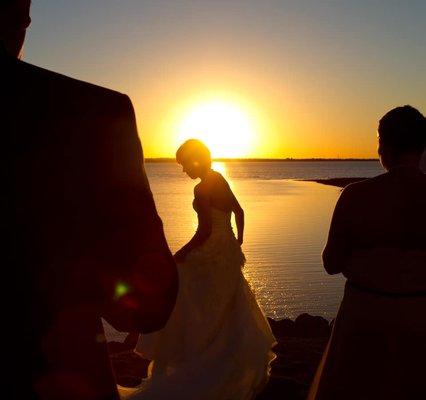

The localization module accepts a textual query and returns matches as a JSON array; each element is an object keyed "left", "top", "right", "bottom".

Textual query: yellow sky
[
  {"left": 132, "top": 75, "right": 380, "bottom": 159},
  {"left": 26, "top": 1, "right": 425, "bottom": 159}
]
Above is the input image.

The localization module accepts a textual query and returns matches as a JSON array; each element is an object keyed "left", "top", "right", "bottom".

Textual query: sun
[{"left": 176, "top": 100, "right": 255, "bottom": 158}]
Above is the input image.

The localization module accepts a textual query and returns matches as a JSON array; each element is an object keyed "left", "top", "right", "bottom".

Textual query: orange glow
[{"left": 175, "top": 100, "right": 256, "bottom": 158}]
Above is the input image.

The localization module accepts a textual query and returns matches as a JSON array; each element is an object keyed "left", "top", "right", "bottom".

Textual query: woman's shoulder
[
  {"left": 194, "top": 181, "right": 208, "bottom": 195},
  {"left": 210, "top": 170, "right": 231, "bottom": 188},
  {"left": 195, "top": 170, "right": 232, "bottom": 200},
  {"left": 340, "top": 172, "right": 389, "bottom": 198},
  {"left": 343, "top": 169, "right": 425, "bottom": 196},
  {"left": 334, "top": 174, "right": 388, "bottom": 212}
]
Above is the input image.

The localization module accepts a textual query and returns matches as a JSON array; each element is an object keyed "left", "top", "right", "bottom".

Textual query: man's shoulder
[{"left": 17, "top": 59, "right": 130, "bottom": 106}]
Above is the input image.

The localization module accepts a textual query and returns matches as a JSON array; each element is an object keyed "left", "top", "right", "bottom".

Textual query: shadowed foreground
[{"left": 109, "top": 314, "right": 331, "bottom": 400}]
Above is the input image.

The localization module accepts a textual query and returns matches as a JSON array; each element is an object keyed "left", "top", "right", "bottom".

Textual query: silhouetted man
[{"left": 1, "top": 1, "right": 177, "bottom": 399}]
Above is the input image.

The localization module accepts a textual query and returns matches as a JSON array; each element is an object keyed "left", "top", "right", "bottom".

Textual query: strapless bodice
[
  {"left": 192, "top": 199, "right": 234, "bottom": 234},
  {"left": 209, "top": 207, "right": 233, "bottom": 234}
]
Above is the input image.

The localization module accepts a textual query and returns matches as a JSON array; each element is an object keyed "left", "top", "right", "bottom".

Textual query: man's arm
[{"left": 93, "top": 94, "right": 178, "bottom": 333}]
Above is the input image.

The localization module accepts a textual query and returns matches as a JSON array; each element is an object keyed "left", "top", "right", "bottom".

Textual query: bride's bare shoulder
[
  {"left": 210, "top": 170, "right": 230, "bottom": 187},
  {"left": 194, "top": 181, "right": 210, "bottom": 198}
]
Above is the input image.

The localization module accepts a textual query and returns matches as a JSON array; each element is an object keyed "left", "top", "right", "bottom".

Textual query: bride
[{"left": 120, "top": 139, "right": 276, "bottom": 400}]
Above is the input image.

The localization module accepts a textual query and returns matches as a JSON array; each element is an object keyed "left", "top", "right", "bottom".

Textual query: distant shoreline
[{"left": 145, "top": 158, "right": 379, "bottom": 163}]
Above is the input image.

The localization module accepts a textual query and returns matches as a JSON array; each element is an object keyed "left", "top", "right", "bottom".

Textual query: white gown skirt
[{"left": 119, "top": 209, "right": 276, "bottom": 400}]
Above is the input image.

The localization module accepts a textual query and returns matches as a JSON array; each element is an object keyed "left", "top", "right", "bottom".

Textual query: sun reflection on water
[
  {"left": 212, "top": 161, "right": 234, "bottom": 188},
  {"left": 212, "top": 161, "right": 227, "bottom": 177}
]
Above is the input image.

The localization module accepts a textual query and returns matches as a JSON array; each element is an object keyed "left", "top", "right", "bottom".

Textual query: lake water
[{"left": 104, "top": 160, "right": 384, "bottom": 341}]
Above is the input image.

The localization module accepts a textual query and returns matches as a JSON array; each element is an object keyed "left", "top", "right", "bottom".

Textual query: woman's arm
[
  {"left": 174, "top": 184, "right": 212, "bottom": 262},
  {"left": 322, "top": 187, "right": 352, "bottom": 275},
  {"left": 231, "top": 191, "right": 244, "bottom": 245}
]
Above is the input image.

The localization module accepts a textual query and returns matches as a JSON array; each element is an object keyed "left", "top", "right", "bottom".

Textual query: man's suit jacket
[{"left": 1, "top": 49, "right": 178, "bottom": 399}]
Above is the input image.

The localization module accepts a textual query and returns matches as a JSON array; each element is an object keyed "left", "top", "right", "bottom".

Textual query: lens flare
[{"left": 114, "top": 282, "right": 130, "bottom": 300}]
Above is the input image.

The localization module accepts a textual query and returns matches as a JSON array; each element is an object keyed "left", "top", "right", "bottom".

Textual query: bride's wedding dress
[{"left": 119, "top": 208, "right": 276, "bottom": 400}]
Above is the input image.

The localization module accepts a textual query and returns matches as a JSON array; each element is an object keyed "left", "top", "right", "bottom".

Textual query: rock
[
  {"left": 256, "top": 376, "right": 307, "bottom": 400},
  {"left": 294, "top": 314, "right": 330, "bottom": 338},
  {"left": 268, "top": 318, "right": 296, "bottom": 337},
  {"left": 269, "top": 314, "right": 330, "bottom": 339},
  {"left": 271, "top": 337, "right": 328, "bottom": 386},
  {"left": 110, "top": 313, "right": 333, "bottom": 399}
]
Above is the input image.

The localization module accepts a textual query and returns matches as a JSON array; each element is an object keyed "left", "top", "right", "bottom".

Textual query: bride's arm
[
  {"left": 231, "top": 191, "right": 244, "bottom": 245},
  {"left": 174, "top": 185, "right": 212, "bottom": 262}
]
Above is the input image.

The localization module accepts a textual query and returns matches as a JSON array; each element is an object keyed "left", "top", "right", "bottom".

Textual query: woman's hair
[
  {"left": 176, "top": 139, "right": 211, "bottom": 166},
  {"left": 378, "top": 105, "right": 426, "bottom": 156}
]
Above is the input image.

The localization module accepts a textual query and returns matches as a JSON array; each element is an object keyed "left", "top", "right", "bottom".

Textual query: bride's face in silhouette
[
  {"left": 176, "top": 139, "right": 212, "bottom": 180},
  {"left": 180, "top": 158, "right": 203, "bottom": 179}
]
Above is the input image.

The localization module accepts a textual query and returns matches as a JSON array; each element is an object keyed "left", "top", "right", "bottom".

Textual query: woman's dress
[
  {"left": 119, "top": 207, "right": 276, "bottom": 400},
  {"left": 308, "top": 250, "right": 426, "bottom": 400},
  {"left": 308, "top": 167, "right": 426, "bottom": 400}
]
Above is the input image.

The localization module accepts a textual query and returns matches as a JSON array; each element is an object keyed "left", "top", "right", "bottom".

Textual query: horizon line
[{"left": 145, "top": 157, "right": 380, "bottom": 163}]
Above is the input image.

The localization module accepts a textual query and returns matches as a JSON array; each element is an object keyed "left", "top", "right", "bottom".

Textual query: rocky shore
[{"left": 109, "top": 313, "right": 332, "bottom": 400}]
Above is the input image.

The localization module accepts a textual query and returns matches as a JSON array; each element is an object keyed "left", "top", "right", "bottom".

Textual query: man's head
[
  {"left": 0, "top": 0, "right": 31, "bottom": 58},
  {"left": 378, "top": 105, "right": 426, "bottom": 170}
]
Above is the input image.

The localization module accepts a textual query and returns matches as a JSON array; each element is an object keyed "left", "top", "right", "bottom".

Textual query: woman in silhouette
[
  {"left": 309, "top": 105, "right": 426, "bottom": 400},
  {"left": 122, "top": 139, "right": 276, "bottom": 400}
]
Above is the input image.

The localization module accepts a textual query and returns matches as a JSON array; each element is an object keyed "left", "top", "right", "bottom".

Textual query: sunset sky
[{"left": 25, "top": 0, "right": 426, "bottom": 159}]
